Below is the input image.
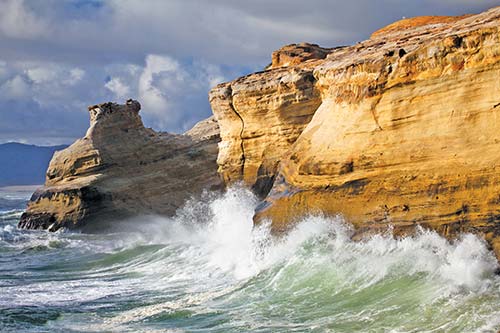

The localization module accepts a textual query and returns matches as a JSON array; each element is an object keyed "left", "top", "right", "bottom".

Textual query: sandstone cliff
[
  {"left": 209, "top": 7, "right": 500, "bottom": 258},
  {"left": 19, "top": 100, "right": 222, "bottom": 232},
  {"left": 209, "top": 43, "right": 335, "bottom": 197}
]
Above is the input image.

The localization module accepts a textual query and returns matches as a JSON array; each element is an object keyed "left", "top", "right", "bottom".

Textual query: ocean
[{"left": 1, "top": 186, "right": 500, "bottom": 332}]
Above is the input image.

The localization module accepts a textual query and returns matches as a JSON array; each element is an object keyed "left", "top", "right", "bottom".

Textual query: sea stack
[{"left": 18, "top": 100, "right": 222, "bottom": 232}]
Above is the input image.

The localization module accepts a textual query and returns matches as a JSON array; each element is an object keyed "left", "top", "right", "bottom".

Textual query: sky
[{"left": 0, "top": 0, "right": 498, "bottom": 145}]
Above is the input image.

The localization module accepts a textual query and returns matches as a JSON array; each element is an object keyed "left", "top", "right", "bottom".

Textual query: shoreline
[{"left": 0, "top": 185, "right": 42, "bottom": 192}]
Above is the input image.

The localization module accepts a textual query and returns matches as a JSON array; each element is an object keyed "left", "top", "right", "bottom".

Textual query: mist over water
[{"left": 1, "top": 187, "right": 499, "bottom": 332}]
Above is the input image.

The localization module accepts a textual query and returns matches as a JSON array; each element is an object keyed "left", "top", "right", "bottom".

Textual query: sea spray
[{"left": 1, "top": 187, "right": 499, "bottom": 332}]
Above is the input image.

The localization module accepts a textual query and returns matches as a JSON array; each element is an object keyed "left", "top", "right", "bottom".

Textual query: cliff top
[
  {"left": 371, "top": 15, "right": 473, "bottom": 38},
  {"left": 213, "top": 6, "right": 500, "bottom": 97}
]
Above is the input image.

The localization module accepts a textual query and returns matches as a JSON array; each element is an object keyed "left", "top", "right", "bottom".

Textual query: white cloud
[
  {"left": 134, "top": 54, "right": 229, "bottom": 130},
  {"left": 67, "top": 68, "right": 85, "bottom": 85},
  {"left": 105, "top": 77, "right": 130, "bottom": 99},
  {"left": 0, "top": 0, "right": 49, "bottom": 39},
  {"left": 0, "top": 75, "right": 30, "bottom": 99},
  {"left": 24, "top": 64, "right": 84, "bottom": 87},
  {"left": 26, "top": 67, "right": 57, "bottom": 84},
  {"left": 0, "top": 61, "right": 101, "bottom": 119},
  {"left": 138, "top": 55, "right": 181, "bottom": 124},
  {"left": 0, "top": 53, "right": 228, "bottom": 143},
  {"left": 0, "top": 60, "right": 8, "bottom": 81},
  {"left": 194, "top": 62, "right": 227, "bottom": 89}
]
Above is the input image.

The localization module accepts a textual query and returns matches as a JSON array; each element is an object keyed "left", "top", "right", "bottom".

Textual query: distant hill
[{"left": 0, "top": 143, "right": 68, "bottom": 187}]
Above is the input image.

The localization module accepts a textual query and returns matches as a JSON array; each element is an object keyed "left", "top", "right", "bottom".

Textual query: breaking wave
[{"left": 1, "top": 187, "right": 499, "bottom": 332}]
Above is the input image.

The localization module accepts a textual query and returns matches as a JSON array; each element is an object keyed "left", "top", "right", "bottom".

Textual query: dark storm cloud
[{"left": 0, "top": 0, "right": 498, "bottom": 144}]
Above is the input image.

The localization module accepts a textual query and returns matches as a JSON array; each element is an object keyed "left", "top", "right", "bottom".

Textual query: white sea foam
[
  {"left": 2, "top": 187, "right": 500, "bottom": 332},
  {"left": 121, "top": 187, "right": 499, "bottom": 291}
]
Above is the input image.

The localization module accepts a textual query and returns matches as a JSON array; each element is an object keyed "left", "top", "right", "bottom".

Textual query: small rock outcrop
[
  {"left": 18, "top": 100, "right": 222, "bottom": 232},
  {"left": 209, "top": 7, "right": 500, "bottom": 259},
  {"left": 267, "top": 43, "right": 335, "bottom": 69}
]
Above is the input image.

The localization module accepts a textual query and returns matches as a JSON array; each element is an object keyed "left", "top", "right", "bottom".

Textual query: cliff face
[
  {"left": 209, "top": 7, "right": 500, "bottom": 257},
  {"left": 209, "top": 43, "right": 335, "bottom": 197},
  {"left": 19, "top": 100, "right": 222, "bottom": 232}
]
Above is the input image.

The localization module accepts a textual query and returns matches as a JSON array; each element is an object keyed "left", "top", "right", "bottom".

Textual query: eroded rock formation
[
  {"left": 267, "top": 43, "right": 336, "bottom": 69},
  {"left": 19, "top": 100, "right": 222, "bottom": 232},
  {"left": 209, "top": 7, "right": 500, "bottom": 258},
  {"left": 209, "top": 48, "right": 326, "bottom": 197}
]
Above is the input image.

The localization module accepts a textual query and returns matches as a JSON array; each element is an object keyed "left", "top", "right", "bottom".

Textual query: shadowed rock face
[
  {"left": 209, "top": 7, "right": 500, "bottom": 259},
  {"left": 19, "top": 100, "right": 222, "bottom": 232}
]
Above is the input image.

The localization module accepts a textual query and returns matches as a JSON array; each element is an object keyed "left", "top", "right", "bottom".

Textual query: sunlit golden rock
[
  {"left": 19, "top": 100, "right": 222, "bottom": 231},
  {"left": 211, "top": 7, "right": 500, "bottom": 259}
]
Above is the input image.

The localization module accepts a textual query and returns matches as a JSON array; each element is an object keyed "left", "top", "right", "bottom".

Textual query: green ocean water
[{"left": 1, "top": 187, "right": 500, "bottom": 332}]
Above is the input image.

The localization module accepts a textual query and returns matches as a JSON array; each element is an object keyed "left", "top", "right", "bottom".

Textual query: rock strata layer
[
  {"left": 19, "top": 100, "right": 222, "bottom": 232},
  {"left": 209, "top": 7, "right": 500, "bottom": 258},
  {"left": 209, "top": 45, "right": 327, "bottom": 197}
]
